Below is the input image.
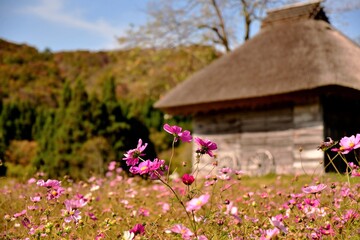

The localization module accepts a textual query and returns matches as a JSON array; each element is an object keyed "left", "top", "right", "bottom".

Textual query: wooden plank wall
[{"left": 193, "top": 101, "right": 324, "bottom": 176}]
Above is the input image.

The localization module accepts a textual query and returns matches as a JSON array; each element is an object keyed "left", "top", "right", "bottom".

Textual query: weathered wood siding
[{"left": 193, "top": 101, "right": 324, "bottom": 176}]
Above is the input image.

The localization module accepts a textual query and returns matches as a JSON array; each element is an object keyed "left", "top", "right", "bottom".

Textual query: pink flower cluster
[
  {"left": 123, "top": 139, "right": 168, "bottom": 179},
  {"left": 37, "top": 179, "right": 65, "bottom": 200},
  {"left": 348, "top": 162, "right": 360, "bottom": 177},
  {"left": 123, "top": 139, "right": 148, "bottom": 166}
]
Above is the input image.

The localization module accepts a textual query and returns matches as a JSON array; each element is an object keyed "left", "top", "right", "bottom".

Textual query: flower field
[{"left": 1, "top": 126, "right": 360, "bottom": 239}]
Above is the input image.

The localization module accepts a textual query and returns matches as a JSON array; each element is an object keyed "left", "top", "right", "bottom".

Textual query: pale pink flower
[
  {"left": 138, "top": 208, "right": 150, "bottom": 217},
  {"left": 170, "top": 224, "right": 194, "bottom": 239},
  {"left": 13, "top": 209, "right": 27, "bottom": 218},
  {"left": 157, "top": 202, "right": 170, "bottom": 213},
  {"left": 260, "top": 228, "right": 280, "bottom": 240},
  {"left": 331, "top": 134, "right": 360, "bottom": 154},
  {"left": 197, "top": 236, "right": 208, "bottom": 240},
  {"left": 37, "top": 179, "right": 61, "bottom": 188},
  {"left": 62, "top": 199, "right": 81, "bottom": 223},
  {"left": 348, "top": 162, "right": 360, "bottom": 177},
  {"left": 194, "top": 137, "right": 217, "bottom": 157},
  {"left": 27, "top": 178, "right": 37, "bottom": 184},
  {"left": 270, "top": 214, "right": 288, "bottom": 233},
  {"left": 342, "top": 209, "right": 359, "bottom": 222},
  {"left": 30, "top": 196, "right": 41, "bottom": 202},
  {"left": 123, "top": 139, "right": 148, "bottom": 166},
  {"left": 219, "top": 167, "right": 232, "bottom": 174},
  {"left": 302, "top": 184, "right": 327, "bottom": 194},
  {"left": 163, "top": 123, "right": 192, "bottom": 142},
  {"left": 108, "top": 161, "right": 117, "bottom": 171},
  {"left": 46, "top": 187, "right": 65, "bottom": 200},
  {"left": 37, "top": 179, "right": 65, "bottom": 200},
  {"left": 186, "top": 194, "right": 210, "bottom": 212}
]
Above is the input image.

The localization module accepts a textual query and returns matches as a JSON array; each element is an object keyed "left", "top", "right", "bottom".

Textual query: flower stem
[
  {"left": 166, "top": 138, "right": 176, "bottom": 182},
  {"left": 156, "top": 173, "right": 198, "bottom": 237}
]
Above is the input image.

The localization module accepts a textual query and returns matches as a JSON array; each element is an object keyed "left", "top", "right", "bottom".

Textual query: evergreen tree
[{"left": 89, "top": 94, "right": 109, "bottom": 136}]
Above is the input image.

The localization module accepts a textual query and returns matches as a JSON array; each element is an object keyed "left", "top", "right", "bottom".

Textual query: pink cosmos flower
[
  {"left": 27, "top": 178, "right": 37, "bottom": 184},
  {"left": 148, "top": 158, "right": 168, "bottom": 179},
  {"left": 348, "top": 162, "right": 360, "bottom": 177},
  {"left": 170, "top": 224, "right": 194, "bottom": 239},
  {"left": 157, "top": 202, "right": 170, "bottom": 213},
  {"left": 194, "top": 137, "right": 217, "bottom": 157},
  {"left": 342, "top": 209, "right": 359, "bottom": 222},
  {"left": 130, "top": 158, "right": 167, "bottom": 179},
  {"left": 331, "top": 134, "right": 360, "bottom": 154},
  {"left": 14, "top": 209, "right": 27, "bottom": 218},
  {"left": 319, "top": 224, "right": 335, "bottom": 236},
  {"left": 302, "top": 184, "right": 327, "bottom": 194},
  {"left": 138, "top": 208, "right": 150, "bottom": 217},
  {"left": 186, "top": 194, "right": 210, "bottom": 212},
  {"left": 130, "top": 160, "right": 151, "bottom": 175},
  {"left": 181, "top": 173, "right": 195, "bottom": 185},
  {"left": 123, "top": 139, "right": 148, "bottom": 166},
  {"left": 260, "top": 228, "right": 280, "bottom": 240},
  {"left": 270, "top": 214, "right": 288, "bottom": 233},
  {"left": 37, "top": 179, "right": 65, "bottom": 200},
  {"left": 108, "top": 161, "right": 117, "bottom": 171},
  {"left": 30, "top": 196, "right": 41, "bottom": 202},
  {"left": 62, "top": 199, "right": 81, "bottom": 223},
  {"left": 95, "top": 233, "right": 105, "bottom": 240},
  {"left": 46, "top": 187, "right": 65, "bottom": 200},
  {"left": 37, "top": 179, "right": 61, "bottom": 188},
  {"left": 163, "top": 124, "right": 192, "bottom": 142}
]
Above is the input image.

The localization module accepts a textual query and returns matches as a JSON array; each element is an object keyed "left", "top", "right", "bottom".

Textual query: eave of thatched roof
[{"left": 154, "top": 18, "right": 360, "bottom": 115}]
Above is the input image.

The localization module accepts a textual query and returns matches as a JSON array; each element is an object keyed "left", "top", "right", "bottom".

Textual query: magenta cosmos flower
[
  {"left": 302, "top": 184, "right": 327, "bottom": 194},
  {"left": 194, "top": 137, "right": 217, "bottom": 157},
  {"left": 331, "top": 134, "right": 360, "bottom": 154},
  {"left": 130, "top": 223, "right": 145, "bottom": 236},
  {"left": 163, "top": 123, "right": 192, "bottom": 142},
  {"left": 186, "top": 194, "right": 210, "bottom": 212},
  {"left": 123, "top": 139, "right": 148, "bottom": 166}
]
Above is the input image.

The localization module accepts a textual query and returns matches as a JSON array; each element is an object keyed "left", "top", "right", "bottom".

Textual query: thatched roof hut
[{"left": 155, "top": 0, "right": 360, "bottom": 175}]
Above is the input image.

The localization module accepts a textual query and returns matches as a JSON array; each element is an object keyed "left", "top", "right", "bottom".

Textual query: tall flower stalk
[{"left": 121, "top": 123, "right": 217, "bottom": 238}]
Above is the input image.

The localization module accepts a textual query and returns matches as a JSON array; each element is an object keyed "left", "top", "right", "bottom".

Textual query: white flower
[{"left": 122, "top": 231, "right": 135, "bottom": 240}]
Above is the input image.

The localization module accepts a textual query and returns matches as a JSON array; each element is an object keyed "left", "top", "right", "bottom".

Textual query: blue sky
[{"left": 0, "top": 0, "right": 359, "bottom": 52}]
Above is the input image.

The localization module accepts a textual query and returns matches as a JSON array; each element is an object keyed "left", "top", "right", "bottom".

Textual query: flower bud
[{"left": 181, "top": 174, "right": 195, "bottom": 186}]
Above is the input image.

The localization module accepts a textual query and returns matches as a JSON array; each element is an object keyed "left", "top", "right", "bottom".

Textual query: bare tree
[
  {"left": 119, "top": 0, "right": 360, "bottom": 52},
  {"left": 119, "top": 0, "right": 280, "bottom": 52}
]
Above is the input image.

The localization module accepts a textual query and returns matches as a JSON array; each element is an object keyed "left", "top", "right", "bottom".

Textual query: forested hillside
[{"left": 0, "top": 38, "right": 219, "bottom": 179}]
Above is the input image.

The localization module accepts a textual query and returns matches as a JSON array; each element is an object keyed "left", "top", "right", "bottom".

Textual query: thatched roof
[{"left": 154, "top": 1, "right": 360, "bottom": 115}]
